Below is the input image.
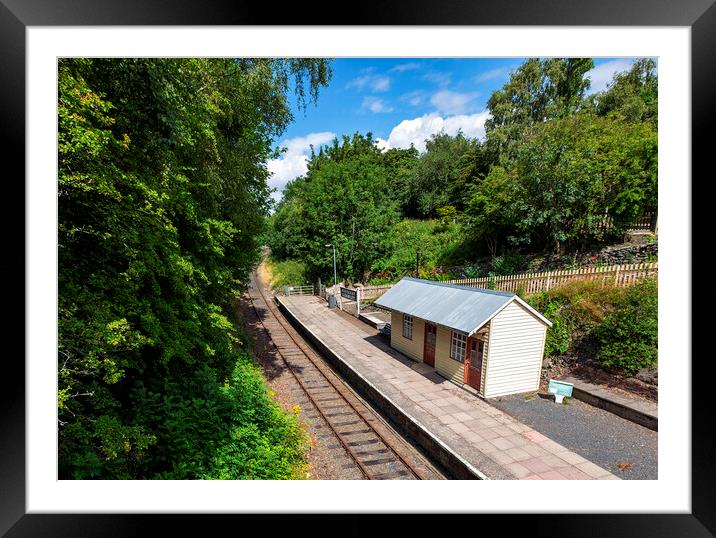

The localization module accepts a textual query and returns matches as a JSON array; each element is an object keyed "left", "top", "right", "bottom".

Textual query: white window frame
[
  {"left": 402, "top": 314, "right": 413, "bottom": 340},
  {"left": 450, "top": 331, "right": 467, "bottom": 363}
]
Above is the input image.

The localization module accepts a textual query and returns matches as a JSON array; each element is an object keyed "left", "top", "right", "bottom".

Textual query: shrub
[
  {"left": 537, "top": 299, "right": 571, "bottom": 356},
  {"left": 597, "top": 278, "right": 657, "bottom": 374},
  {"left": 370, "top": 219, "right": 464, "bottom": 279},
  {"left": 528, "top": 280, "right": 624, "bottom": 357},
  {"left": 462, "top": 264, "right": 481, "bottom": 278},
  {"left": 490, "top": 252, "right": 525, "bottom": 275},
  {"left": 130, "top": 350, "right": 309, "bottom": 480}
]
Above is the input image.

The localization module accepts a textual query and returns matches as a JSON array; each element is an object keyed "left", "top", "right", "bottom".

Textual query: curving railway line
[{"left": 245, "top": 270, "right": 446, "bottom": 480}]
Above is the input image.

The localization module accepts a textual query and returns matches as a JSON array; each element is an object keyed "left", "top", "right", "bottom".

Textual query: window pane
[
  {"left": 403, "top": 314, "right": 413, "bottom": 339},
  {"left": 451, "top": 331, "right": 466, "bottom": 362}
]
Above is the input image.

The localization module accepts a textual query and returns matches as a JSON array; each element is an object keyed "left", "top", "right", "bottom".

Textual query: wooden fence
[
  {"left": 447, "top": 262, "right": 657, "bottom": 295},
  {"left": 595, "top": 211, "right": 658, "bottom": 232},
  {"left": 627, "top": 212, "right": 658, "bottom": 232},
  {"left": 358, "top": 262, "right": 658, "bottom": 300}
]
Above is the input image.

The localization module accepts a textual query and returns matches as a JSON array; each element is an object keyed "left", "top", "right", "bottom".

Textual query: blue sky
[{"left": 267, "top": 57, "right": 642, "bottom": 203}]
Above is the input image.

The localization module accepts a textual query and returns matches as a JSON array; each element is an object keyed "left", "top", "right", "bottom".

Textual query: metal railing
[{"left": 283, "top": 284, "right": 315, "bottom": 296}]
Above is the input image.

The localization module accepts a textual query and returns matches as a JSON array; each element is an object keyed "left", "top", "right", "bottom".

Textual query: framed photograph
[{"left": 4, "top": 0, "right": 712, "bottom": 535}]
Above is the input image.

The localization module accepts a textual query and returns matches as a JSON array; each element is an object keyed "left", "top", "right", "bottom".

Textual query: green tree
[
  {"left": 268, "top": 133, "right": 399, "bottom": 283},
  {"left": 379, "top": 146, "right": 420, "bottom": 217},
  {"left": 410, "top": 131, "right": 478, "bottom": 217},
  {"left": 466, "top": 113, "right": 657, "bottom": 253},
  {"left": 58, "top": 58, "right": 331, "bottom": 479},
  {"left": 485, "top": 58, "right": 594, "bottom": 153},
  {"left": 590, "top": 58, "right": 658, "bottom": 126}
]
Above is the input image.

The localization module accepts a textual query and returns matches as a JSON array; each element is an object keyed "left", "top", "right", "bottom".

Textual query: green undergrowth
[
  {"left": 527, "top": 278, "right": 657, "bottom": 376},
  {"left": 596, "top": 278, "right": 658, "bottom": 375},
  {"left": 129, "top": 324, "right": 310, "bottom": 480},
  {"left": 265, "top": 257, "right": 309, "bottom": 289},
  {"left": 368, "top": 219, "right": 466, "bottom": 284}
]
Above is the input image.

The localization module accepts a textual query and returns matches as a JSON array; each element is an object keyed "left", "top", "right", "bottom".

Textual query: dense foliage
[
  {"left": 58, "top": 58, "right": 331, "bottom": 479},
  {"left": 264, "top": 258, "right": 310, "bottom": 289},
  {"left": 466, "top": 114, "right": 657, "bottom": 254},
  {"left": 267, "top": 58, "right": 658, "bottom": 284},
  {"left": 527, "top": 280, "right": 624, "bottom": 358},
  {"left": 369, "top": 219, "right": 464, "bottom": 281},
  {"left": 527, "top": 278, "right": 657, "bottom": 374},
  {"left": 597, "top": 278, "right": 658, "bottom": 374},
  {"left": 267, "top": 133, "right": 407, "bottom": 283}
]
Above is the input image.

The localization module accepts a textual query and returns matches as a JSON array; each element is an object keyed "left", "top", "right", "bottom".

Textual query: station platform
[{"left": 277, "top": 295, "right": 619, "bottom": 481}]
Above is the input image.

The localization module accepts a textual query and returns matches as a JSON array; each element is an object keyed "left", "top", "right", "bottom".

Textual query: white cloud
[
  {"left": 474, "top": 66, "right": 514, "bottom": 83},
  {"left": 346, "top": 75, "right": 370, "bottom": 90},
  {"left": 422, "top": 71, "right": 451, "bottom": 87},
  {"left": 361, "top": 96, "right": 393, "bottom": 114},
  {"left": 400, "top": 90, "right": 425, "bottom": 107},
  {"left": 430, "top": 90, "right": 479, "bottom": 115},
  {"left": 585, "top": 59, "right": 635, "bottom": 94},
  {"left": 347, "top": 74, "right": 391, "bottom": 92},
  {"left": 390, "top": 62, "right": 422, "bottom": 73},
  {"left": 371, "top": 76, "right": 390, "bottom": 92},
  {"left": 267, "top": 131, "right": 335, "bottom": 202},
  {"left": 376, "top": 111, "right": 491, "bottom": 153}
]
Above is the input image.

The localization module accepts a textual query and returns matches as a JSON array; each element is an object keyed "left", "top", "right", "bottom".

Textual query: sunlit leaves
[{"left": 58, "top": 57, "right": 331, "bottom": 479}]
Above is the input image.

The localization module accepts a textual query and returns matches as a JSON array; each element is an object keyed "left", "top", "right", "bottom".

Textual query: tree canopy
[
  {"left": 58, "top": 57, "right": 331, "bottom": 479},
  {"left": 267, "top": 57, "right": 658, "bottom": 284},
  {"left": 268, "top": 133, "right": 401, "bottom": 283}
]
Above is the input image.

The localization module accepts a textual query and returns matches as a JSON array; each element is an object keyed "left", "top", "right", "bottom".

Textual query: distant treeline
[{"left": 266, "top": 58, "right": 657, "bottom": 283}]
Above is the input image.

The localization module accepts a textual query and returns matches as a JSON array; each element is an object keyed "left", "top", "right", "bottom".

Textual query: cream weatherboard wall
[
  {"left": 483, "top": 301, "right": 547, "bottom": 398},
  {"left": 477, "top": 326, "right": 490, "bottom": 396},
  {"left": 434, "top": 325, "right": 465, "bottom": 385},
  {"left": 390, "top": 311, "right": 424, "bottom": 362}
]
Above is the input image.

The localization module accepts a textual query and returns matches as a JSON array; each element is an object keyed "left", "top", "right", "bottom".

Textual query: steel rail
[{"left": 247, "top": 271, "right": 438, "bottom": 480}]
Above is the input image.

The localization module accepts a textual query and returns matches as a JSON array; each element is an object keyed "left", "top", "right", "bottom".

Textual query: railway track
[{"left": 246, "top": 271, "right": 445, "bottom": 480}]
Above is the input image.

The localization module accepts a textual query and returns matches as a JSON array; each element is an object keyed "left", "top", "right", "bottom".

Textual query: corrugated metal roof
[{"left": 374, "top": 277, "right": 550, "bottom": 335}]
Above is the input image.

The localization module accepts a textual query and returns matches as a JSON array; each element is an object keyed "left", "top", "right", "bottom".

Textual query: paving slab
[
  {"left": 279, "top": 295, "right": 619, "bottom": 481},
  {"left": 490, "top": 391, "right": 657, "bottom": 479}
]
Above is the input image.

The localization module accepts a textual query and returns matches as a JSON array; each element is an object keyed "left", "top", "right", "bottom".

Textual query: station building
[{"left": 374, "top": 277, "right": 552, "bottom": 398}]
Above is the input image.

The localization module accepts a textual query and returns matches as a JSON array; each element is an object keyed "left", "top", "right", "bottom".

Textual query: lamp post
[{"left": 325, "top": 243, "right": 337, "bottom": 289}]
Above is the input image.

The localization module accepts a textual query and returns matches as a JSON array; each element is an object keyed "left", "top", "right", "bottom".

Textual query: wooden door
[
  {"left": 423, "top": 323, "right": 436, "bottom": 366},
  {"left": 464, "top": 336, "right": 484, "bottom": 391}
]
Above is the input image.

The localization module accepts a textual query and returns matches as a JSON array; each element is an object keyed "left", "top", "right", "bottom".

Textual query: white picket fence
[{"left": 359, "top": 262, "right": 658, "bottom": 299}]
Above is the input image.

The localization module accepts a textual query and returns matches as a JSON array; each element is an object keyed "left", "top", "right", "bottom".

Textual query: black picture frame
[{"left": 2, "top": 1, "right": 713, "bottom": 536}]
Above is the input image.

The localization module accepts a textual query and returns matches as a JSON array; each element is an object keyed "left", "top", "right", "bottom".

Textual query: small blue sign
[{"left": 548, "top": 379, "right": 574, "bottom": 398}]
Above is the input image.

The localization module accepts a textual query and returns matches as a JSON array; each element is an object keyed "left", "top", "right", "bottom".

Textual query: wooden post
[{"left": 356, "top": 287, "right": 361, "bottom": 319}]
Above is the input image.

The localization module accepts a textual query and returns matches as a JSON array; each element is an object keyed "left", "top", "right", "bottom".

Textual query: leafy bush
[
  {"left": 490, "top": 252, "right": 526, "bottom": 275},
  {"left": 462, "top": 264, "right": 481, "bottom": 278},
  {"left": 534, "top": 298, "right": 571, "bottom": 356},
  {"left": 130, "top": 350, "right": 308, "bottom": 480},
  {"left": 528, "top": 280, "right": 624, "bottom": 357},
  {"left": 597, "top": 278, "right": 657, "bottom": 374}
]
